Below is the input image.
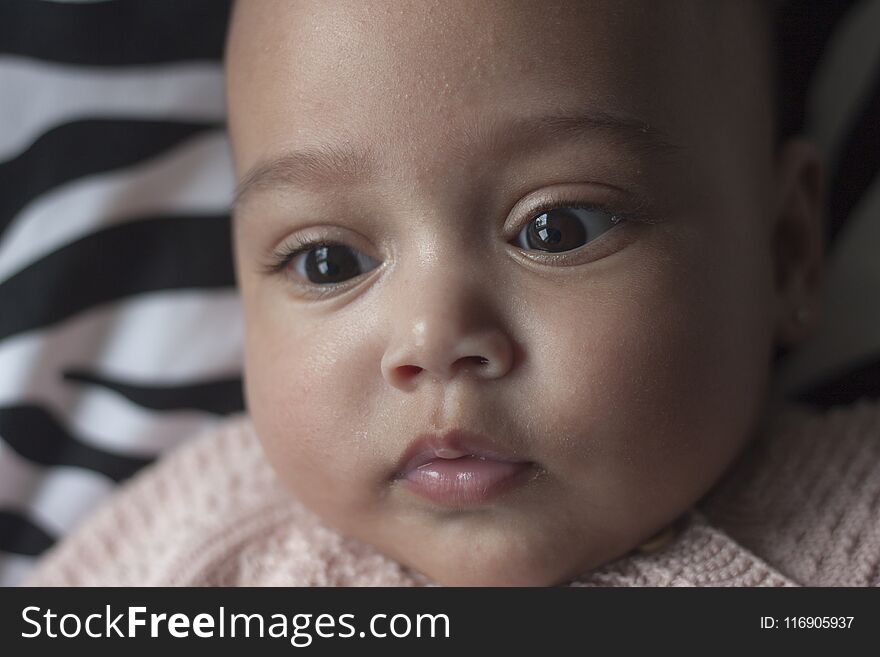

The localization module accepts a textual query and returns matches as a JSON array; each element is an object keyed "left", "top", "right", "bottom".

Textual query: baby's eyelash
[{"left": 528, "top": 195, "right": 661, "bottom": 226}]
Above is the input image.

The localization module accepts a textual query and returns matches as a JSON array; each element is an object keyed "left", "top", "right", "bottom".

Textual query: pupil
[
  {"left": 306, "top": 245, "right": 360, "bottom": 283},
  {"left": 527, "top": 209, "right": 588, "bottom": 252}
]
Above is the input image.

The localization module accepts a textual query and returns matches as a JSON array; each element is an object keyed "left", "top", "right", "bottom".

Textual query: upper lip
[{"left": 394, "top": 429, "right": 530, "bottom": 478}]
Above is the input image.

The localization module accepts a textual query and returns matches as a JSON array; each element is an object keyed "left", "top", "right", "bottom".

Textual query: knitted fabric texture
[{"left": 23, "top": 397, "right": 880, "bottom": 586}]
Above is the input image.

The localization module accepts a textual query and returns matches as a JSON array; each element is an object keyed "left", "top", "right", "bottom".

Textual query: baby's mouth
[{"left": 393, "top": 430, "right": 537, "bottom": 506}]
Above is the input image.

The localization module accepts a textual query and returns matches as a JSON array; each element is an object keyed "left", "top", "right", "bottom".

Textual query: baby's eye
[
  {"left": 290, "top": 242, "right": 380, "bottom": 285},
  {"left": 513, "top": 206, "right": 622, "bottom": 253}
]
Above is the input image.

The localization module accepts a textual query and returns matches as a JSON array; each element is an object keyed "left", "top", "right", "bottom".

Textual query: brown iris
[
  {"left": 304, "top": 245, "right": 362, "bottom": 284},
  {"left": 523, "top": 209, "right": 589, "bottom": 252}
]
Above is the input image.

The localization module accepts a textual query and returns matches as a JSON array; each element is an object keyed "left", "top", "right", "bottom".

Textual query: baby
[
  {"left": 28, "top": 0, "right": 840, "bottom": 587},
  {"left": 224, "top": 0, "right": 824, "bottom": 587}
]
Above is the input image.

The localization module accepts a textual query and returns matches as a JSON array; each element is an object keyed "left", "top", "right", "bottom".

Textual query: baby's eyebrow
[{"left": 232, "top": 110, "right": 679, "bottom": 211}]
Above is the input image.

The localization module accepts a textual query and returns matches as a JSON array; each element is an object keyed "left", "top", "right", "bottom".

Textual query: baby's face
[{"left": 227, "top": 0, "right": 781, "bottom": 585}]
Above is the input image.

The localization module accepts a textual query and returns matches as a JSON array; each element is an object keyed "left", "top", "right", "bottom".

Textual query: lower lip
[{"left": 399, "top": 456, "right": 535, "bottom": 506}]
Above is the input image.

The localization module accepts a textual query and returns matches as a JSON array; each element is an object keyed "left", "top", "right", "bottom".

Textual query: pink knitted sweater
[{"left": 23, "top": 397, "right": 880, "bottom": 586}]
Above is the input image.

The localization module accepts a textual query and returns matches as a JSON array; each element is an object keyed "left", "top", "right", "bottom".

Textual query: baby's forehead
[
  {"left": 227, "top": 1, "right": 771, "bottom": 92},
  {"left": 225, "top": 1, "right": 774, "bottom": 191}
]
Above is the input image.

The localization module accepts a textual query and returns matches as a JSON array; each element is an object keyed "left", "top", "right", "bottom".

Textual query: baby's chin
[
  {"left": 418, "top": 558, "right": 588, "bottom": 587},
  {"left": 406, "top": 545, "right": 616, "bottom": 588},
  {"left": 371, "top": 518, "right": 626, "bottom": 587}
]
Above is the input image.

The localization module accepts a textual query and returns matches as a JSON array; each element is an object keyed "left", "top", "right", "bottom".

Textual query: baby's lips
[
  {"left": 394, "top": 429, "right": 531, "bottom": 479},
  {"left": 393, "top": 429, "right": 538, "bottom": 507},
  {"left": 402, "top": 456, "right": 535, "bottom": 506}
]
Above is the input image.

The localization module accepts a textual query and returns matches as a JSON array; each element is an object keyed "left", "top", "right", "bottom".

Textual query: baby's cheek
[
  {"left": 243, "top": 317, "right": 381, "bottom": 522},
  {"left": 536, "top": 241, "right": 769, "bottom": 521}
]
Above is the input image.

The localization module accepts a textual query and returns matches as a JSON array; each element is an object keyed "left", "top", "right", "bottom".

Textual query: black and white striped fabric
[
  {"left": 1, "top": 0, "right": 878, "bottom": 586},
  {"left": 0, "top": 0, "right": 240, "bottom": 586}
]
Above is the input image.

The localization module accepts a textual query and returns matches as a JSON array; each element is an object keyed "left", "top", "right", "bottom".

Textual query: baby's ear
[{"left": 771, "top": 137, "right": 826, "bottom": 348}]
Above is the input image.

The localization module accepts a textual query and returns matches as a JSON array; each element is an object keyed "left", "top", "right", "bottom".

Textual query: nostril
[
  {"left": 397, "top": 365, "right": 423, "bottom": 378},
  {"left": 461, "top": 356, "right": 489, "bottom": 367}
]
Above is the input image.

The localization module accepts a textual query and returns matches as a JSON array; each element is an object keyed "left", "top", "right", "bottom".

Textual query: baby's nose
[
  {"left": 380, "top": 284, "right": 515, "bottom": 390},
  {"left": 381, "top": 324, "right": 514, "bottom": 389}
]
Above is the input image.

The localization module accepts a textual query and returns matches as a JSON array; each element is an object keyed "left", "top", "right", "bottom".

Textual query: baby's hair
[
  {"left": 770, "top": 0, "right": 844, "bottom": 144},
  {"left": 769, "top": 0, "right": 801, "bottom": 143},
  {"left": 747, "top": 0, "right": 814, "bottom": 146}
]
